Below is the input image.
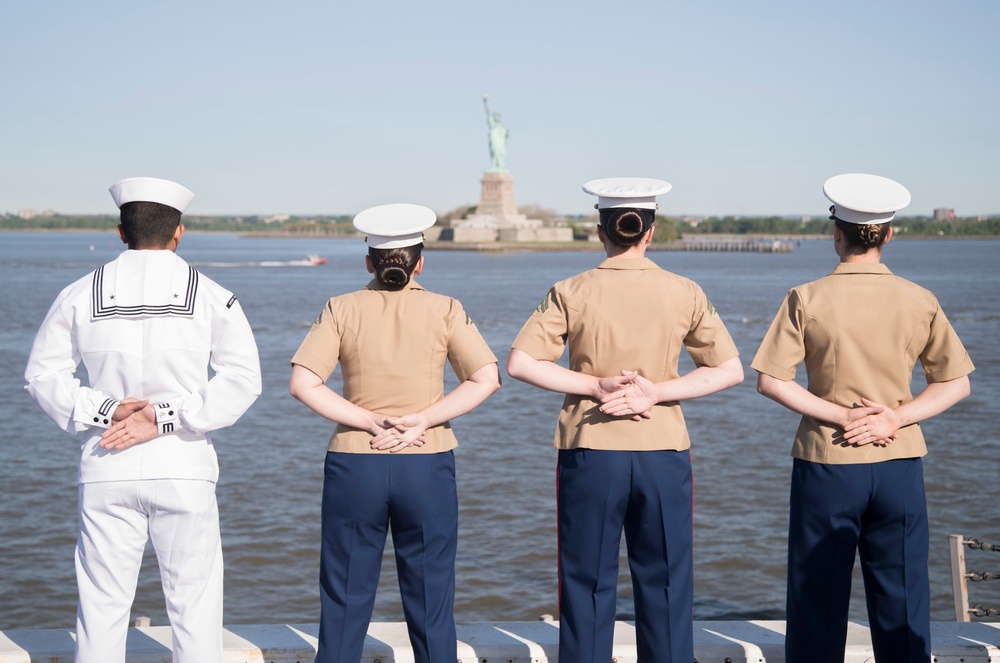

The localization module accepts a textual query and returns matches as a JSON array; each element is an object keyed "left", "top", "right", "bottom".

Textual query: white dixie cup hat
[{"left": 108, "top": 177, "right": 195, "bottom": 213}]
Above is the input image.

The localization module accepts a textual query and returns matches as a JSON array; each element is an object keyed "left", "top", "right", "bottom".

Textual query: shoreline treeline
[
  {"left": 678, "top": 215, "right": 1000, "bottom": 237},
  {"left": 2, "top": 213, "right": 998, "bottom": 238}
]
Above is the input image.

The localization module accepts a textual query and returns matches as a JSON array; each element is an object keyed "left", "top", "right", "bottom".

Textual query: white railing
[{"left": 949, "top": 533, "right": 1000, "bottom": 621}]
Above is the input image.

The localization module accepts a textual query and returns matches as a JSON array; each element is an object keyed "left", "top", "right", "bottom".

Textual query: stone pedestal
[
  {"left": 457, "top": 172, "right": 539, "bottom": 231},
  {"left": 476, "top": 172, "right": 519, "bottom": 217},
  {"left": 498, "top": 227, "right": 575, "bottom": 242},
  {"left": 452, "top": 170, "right": 560, "bottom": 242},
  {"left": 450, "top": 226, "right": 500, "bottom": 243}
]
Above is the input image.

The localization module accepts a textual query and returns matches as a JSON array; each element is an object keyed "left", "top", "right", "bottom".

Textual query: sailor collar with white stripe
[{"left": 91, "top": 251, "right": 202, "bottom": 319}]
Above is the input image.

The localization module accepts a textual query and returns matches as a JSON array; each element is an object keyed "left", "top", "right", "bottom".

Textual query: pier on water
[
  {"left": 426, "top": 238, "right": 796, "bottom": 253},
  {"left": 661, "top": 238, "right": 795, "bottom": 252},
  {"left": 2, "top": 620, "right": 1000, "bottom": 662}
]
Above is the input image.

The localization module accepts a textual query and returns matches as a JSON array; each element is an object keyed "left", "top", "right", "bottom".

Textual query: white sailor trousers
[{"left": 75, "top": 479, "right": 223, "bottom": 663}]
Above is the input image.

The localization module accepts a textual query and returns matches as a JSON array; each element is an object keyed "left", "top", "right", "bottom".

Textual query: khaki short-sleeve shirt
[
  {"left": 512, "top": 257, "right": 739, "bottom": 451},
  {"left": 292, "top": 279, "right": 498, "bottom": 454},
  {"left": 751, "top": 262, "right": 974, "bottom": 464}
]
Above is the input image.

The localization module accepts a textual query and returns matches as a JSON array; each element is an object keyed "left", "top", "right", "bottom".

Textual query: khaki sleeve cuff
[
  {"left": 924, "top": 356, "right": 975, "bottom": 384},
  {"left": 290, "top": 350, "right": 336, "bottom": 383},
  {"left": 510, "top": 334, "right": 564, "bottom": 363},
  {"left": 690, "top": 343, "right": 740, "bottom": 369},
  {"left": 750, "top": 355, "right": 797, "bottom": 381}
]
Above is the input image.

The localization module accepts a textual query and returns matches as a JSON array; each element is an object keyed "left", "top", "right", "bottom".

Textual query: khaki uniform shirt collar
[
  {"left": 596, "top": 257, "right": 659, "bottom": 271},
  {"left": 829, "top": 262, "right": 893, "bottom": 276},
  {"left": 363, "top": 278, "right": 427, "bottom": 292}
]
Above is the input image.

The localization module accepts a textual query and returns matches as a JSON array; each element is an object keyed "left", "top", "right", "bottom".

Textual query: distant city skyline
[{"left": 3, "top": 1, "right": 998, "bottom": 217}]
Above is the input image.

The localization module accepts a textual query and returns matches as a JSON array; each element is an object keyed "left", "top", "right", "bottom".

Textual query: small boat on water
[
  {"left": 286, "top": 254, "right": 327, "bottom": 266},
  {"left": 190, "top": 255, "right": 328, "bottom": 268},
  {"left": 264, "top": 254, "right": 327, "bottom": 267}
]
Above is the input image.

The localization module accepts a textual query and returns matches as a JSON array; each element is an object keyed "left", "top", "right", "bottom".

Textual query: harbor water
[{"left": 1, "top": 231, "right": 997, "bottom": 629}]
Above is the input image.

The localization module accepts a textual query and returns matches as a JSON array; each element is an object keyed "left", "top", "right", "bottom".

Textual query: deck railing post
[{"left": 949, "top": 533, "right": 970, "bottom": 622}]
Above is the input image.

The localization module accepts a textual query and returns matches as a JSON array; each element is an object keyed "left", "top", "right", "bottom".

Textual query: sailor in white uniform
[{"left": 24, "top": 177, "right": 262, "bottom": 663}]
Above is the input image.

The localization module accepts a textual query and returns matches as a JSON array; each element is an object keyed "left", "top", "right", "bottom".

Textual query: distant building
[
  {"left": 18, "top": 209, "right": 37, "bottom": 219},
  {"left": 933, "top": 208, "right": 955, "bottom": 221}
]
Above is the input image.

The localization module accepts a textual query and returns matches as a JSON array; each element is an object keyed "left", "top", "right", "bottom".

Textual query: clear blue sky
[{"left": 3, "top": 0, "right": 998, "bottom": 217}]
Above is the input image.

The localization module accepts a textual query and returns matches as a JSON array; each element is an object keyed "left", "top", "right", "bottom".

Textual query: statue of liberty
[{"left": 483, "top": 94, "right": 509, "bottom": 173}]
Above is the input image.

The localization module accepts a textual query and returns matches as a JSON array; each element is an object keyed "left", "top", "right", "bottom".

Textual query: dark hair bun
[
  {"left": 833, "top": 218, "right": 890, "bottom": 252},
  {"left": 856, "top": 224, "right": 884, "bottom": 248},
  {"left": 599, "top": 208, "right": 654, "bottom": 247},
  {"left": 368, "top": 245, "right": 423, "bottom": 290},
  {"left": 377, "top": 264, "right": 410, "bottom": 287}
]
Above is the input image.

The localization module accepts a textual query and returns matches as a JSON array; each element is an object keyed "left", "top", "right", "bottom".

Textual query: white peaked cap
[
  {"left": 353, "top": 203, "right": 437, "bottom": 249},
  {"left": 582, "top": 177, "right": 673, "bottom": 209},
  {"left": 823, "top": 173, "right": 911, "bottom": 225},
  {"left": 109, "top": 177, "right": 195, "bottom": 213}
]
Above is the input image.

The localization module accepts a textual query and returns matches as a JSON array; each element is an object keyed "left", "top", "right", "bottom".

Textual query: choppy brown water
[{"left": 1, "top": 232, "right": 997, "bottom": 629}]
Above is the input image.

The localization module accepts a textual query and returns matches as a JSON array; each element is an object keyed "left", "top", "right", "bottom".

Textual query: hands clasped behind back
[{"left": 598, "top": 370, "right": 655, "bottom": 421}]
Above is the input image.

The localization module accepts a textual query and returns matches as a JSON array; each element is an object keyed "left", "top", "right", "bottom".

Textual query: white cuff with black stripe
[
  {"left": 90, "top": 398, "right": 121, "bottom": 429},
  {"left": 155, "top": 402, "right": 179, "bottom": 435}
]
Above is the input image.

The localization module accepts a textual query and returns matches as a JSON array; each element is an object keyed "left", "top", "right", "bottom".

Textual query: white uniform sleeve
[
  {"left": 162, "top": 296, "right": 262, "bottom": 435},
  {"left": 24, "top": 288, "right": 121, "bottom": 434}
]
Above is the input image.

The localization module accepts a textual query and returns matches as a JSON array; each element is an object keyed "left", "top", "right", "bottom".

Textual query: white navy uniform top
[{"left": 25, "top": 249, "right": 262, "bottom": 485}]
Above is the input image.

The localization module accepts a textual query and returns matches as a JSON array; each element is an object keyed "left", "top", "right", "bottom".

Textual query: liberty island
[{"left": 445, "top": 95, "right": 574, "bottom": 244}]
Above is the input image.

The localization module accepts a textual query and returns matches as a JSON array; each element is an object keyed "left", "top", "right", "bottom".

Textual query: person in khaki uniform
[
  {"left": 753, "top": 174, "right": 974, "bottom": 663},
  {"left": 289, "top": 204, "right": 501, "bottom": 663},
  {"left": 507, "top": 178, "right": 743, "bottom": 663}
]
